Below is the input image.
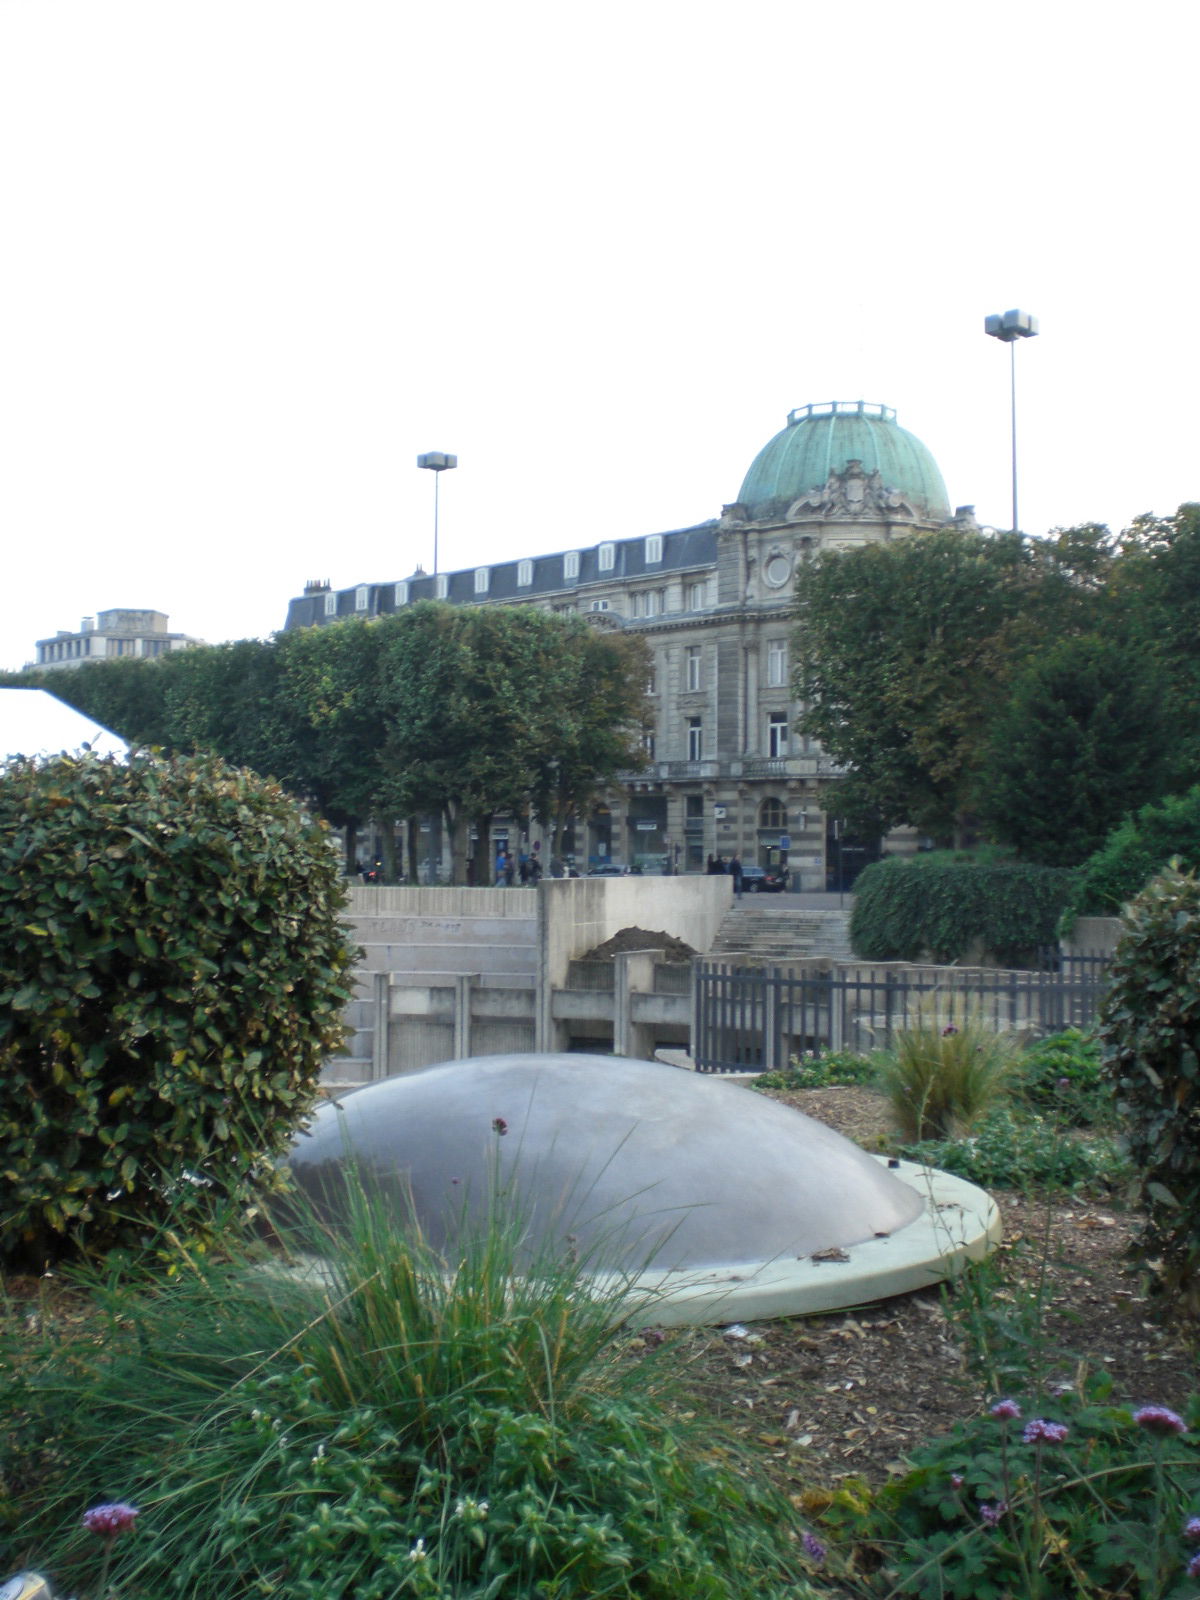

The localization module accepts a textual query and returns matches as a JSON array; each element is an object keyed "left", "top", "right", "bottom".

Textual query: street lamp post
[
  {"left": 984, "top": 309, "right": 1038, "bottom": 535},
  {"left": 416, "top": 452, "right": 458, "bottom": 576}
]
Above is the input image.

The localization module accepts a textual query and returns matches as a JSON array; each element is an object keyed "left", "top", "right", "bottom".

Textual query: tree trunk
[
  {"left": 444, "top": 803, "right": 467, "bottom": 885},
  {"left": 471, "top": 812, "right": 492, "bottom": 888},
  {"left": 406, "top": 815, "right": 420, "bottom": 884},
  {"left": 377, "top": 819, "right": 399, "bottom": 883}
]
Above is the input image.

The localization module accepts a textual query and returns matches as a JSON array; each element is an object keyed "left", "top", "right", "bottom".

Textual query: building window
[
  {"left": 687, "top": 717, "right": 703, "bottom": 762},
  {"left": 355, "top": 585, "right": 369, "bottom": 612},
  {"left": 324, "top": 592, "right": 337, "bottom": 617},
  {"left": 598, "top": 542, "right": 615, "bottom": 571},
  {"left": 394, "top": 581, "right": 409, "bottom": 607},
  {"left": 760, "top": 797, "right": 787, "bottom": 831},
  {"left": 688, "top": 580, "right": 706, "bottom": 611},
  {"left": 768, "top": 713, "right": 790, "bottom": 758},
  {"left": 767, "top": 638, "right": 788, "bottom": 686},
  {"left": 474, "top": 567, "right": 490, "bottom": 594},
  {"left": 436, "top": 574, "right": 449, "bottom": 599},
  {"left": 563, "top": 550, "right": 580, "bottom": 581},
  {"left": 647, "top": 665, "right": 657, "bottom": 695},
  {"left": 517, "top": 558, "right": 533, "bottom": 587},
  {"left": 644, "top": 534, "right": 662, "bottom": 564},
  {"left": 642, "top": 729, "right": 656, "bottom": 759},
  {"left": 590, "top": 599, "right": 609, "bottom": 612},
  {"left": 645, "top": 589, "right": 659, "bottom": 618},
  {"left": 685, "top": 645, "right": 702, "bottom": 692}
]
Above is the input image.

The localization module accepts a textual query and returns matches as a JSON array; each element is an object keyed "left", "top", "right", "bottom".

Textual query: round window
[{"left": 764, "top": 553, "right": 792, "bottom": 588}]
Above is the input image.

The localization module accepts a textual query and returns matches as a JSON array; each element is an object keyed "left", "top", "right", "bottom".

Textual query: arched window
[{"left": 759, "top": 797, "right": 787, "bottom": 831}]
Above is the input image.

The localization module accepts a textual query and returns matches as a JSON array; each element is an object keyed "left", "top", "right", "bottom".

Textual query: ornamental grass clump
[
  {"left": 879, "top": 999, "right": 1020, "bottom": 1142},
  {"left": 1, "top": 1171, "right": 813, "bottom": 1600}
]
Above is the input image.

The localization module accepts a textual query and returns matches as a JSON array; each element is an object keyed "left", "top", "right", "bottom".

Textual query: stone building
[
  {"left": 283, "top": 401, "right": 975, "bottom": 887},
  {"left": 29, "top": 609, "right": 202, "bottom": 671}
]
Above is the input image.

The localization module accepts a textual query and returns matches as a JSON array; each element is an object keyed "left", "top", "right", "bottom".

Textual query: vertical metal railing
[{"left": 691, "top": 958, "right": 1113, "bottom": 1074}]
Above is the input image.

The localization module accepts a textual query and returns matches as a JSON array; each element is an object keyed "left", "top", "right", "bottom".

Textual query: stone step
[
  {"left": 710, "top": 906, "right": 853, "bottom": 962},
  {"left": 320, "top": 1057, "right": 374, "bottom": 1088}
]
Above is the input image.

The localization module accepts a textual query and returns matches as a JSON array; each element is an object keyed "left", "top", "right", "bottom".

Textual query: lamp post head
[
  {"left": 985, "top": 309, "right": 1038, "bottom": 342},
  {"left": 417, "top": 452, "right": 457, "bottom": 472}
]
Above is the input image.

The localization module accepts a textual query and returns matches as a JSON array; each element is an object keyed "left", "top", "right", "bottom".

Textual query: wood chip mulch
[{"left": 638, "top": 1085, "right": 1199, "bottom": 1495}]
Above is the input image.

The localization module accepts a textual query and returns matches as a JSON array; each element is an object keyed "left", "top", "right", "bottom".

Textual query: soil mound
[{"left": 583, "top": 927, "right": 695, "bottom": 963}]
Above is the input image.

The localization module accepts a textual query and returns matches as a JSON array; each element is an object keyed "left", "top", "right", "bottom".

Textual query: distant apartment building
[
  {"left": 283, "top": 401, "right": 976, "bottom": 888},
  {"left": 30, "top": 609, "right": 202, "bottom": 671}
]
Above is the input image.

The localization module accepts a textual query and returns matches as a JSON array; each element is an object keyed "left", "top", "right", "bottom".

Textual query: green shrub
[
  {"left": 3, "top": 1181, "right": 814, "bottom": 1599},
  {"left": 754, "top": 1050, "right": 879, "bottom": 1091},
  {"left": 1013, "top": 1029, "right": 1112, "bottom": 1128},
  {"left": 831, "top": 1379, "right": 1200, "bottom": 1599},
  {"left": 1069, "top": 783, "right": 1200, "bottom": 919},
  {"left": 898, "top": 1105, "right": 1128, "bottom": 1194},
  {"left": 1099, "top": 861, "right": 1200, "bottom": 1315},
  {"left": 0, "top": 752, "right": 356, "bottom": 1269},
  {"left": 850, "top": 858, "right": 1075, "bottom": 965},
  {"left": 878, "top": 1003, "right": 1019, "bottom": 1141}
]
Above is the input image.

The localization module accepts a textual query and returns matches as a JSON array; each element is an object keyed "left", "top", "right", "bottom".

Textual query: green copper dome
[{"left": 737, "top": 401, "right": 950, "bottom": 521}]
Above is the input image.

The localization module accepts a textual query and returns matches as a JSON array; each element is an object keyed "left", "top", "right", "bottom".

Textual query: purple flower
[
  {"left": 801, "top": 1530, "right": 826, "bottom": 1566},
  {"left": 980, "top": 1501, "right": 1007, "bottom": 1526},
  {"left": 950, "top": 1473, "right": 965, "bottom": 1490},
  {"left": 1190, "top": 1552, "right": 1200, "bottom": 1581},
  {"left": 83, "top": 1502, "right": 139, "bottom": 1537},
  {"left": 1183, "top": 1516, "right": 1200, "bottom": 1544},
  {"left": 1133, "top": 1406, "right": 1187, "bottom": 1437},
  {"left": 990, "top": 1399, "right": 1022, "bottom": 1421},
  {"left": 1056, "top": 1076, "right": 1071, "bottom": 1090},
  {"left": 492, "top": 1117, "right": 508, "bottom": 1136},
  {"left": 942, "top": 1024, "right": 959, "bottom": 1036},
  {"left": 1023, "top": 1419, "right": 1069, "bottom": 1445}
]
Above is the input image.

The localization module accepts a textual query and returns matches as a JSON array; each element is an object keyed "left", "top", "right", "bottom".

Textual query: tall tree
[
  {"left": 792, "top": 529, "right": 1042, "bottom": 841},
  {"left": 976, "top": 634, "right": 1169, "bottom": 864}
]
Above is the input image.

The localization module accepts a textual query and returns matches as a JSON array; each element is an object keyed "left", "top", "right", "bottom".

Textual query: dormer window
[
  {"left": 324, "top": 592, "right": 337, "bottom": 617},
  {"left": 644, "top": 534, "right": 662, "bottom": 564},
  {"left": 517, "top": 558, "right": 533, "bottom": 587},
  {"left": 394, "top": 581, "right": 409, "bottom": 607},
  {"left": 474, "top": 567, "right": 490, "bottom": 594},
  {"left": 598, "top": 542, "right": 615, "bottom": 572},
  {"left": 436, "top": 574, "right": 449, "bottom": 599},
  {"left": 355, "top": 585, "right": 369, "bottom": 612},
  {"left": 563, "top": 550, "right": 580, "bottom": 581}
]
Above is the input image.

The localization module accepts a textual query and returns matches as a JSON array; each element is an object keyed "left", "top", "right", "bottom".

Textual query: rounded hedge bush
[
  {"left": 0, "top": 752, "right": 356, "bottom": 1267},
  {"left": 1099, "top": 860, "right": 1200, "bottom": 1314}
]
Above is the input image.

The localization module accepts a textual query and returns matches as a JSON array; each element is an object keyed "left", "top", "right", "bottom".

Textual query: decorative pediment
[{"left": 787, "top": 460, "right": 916, "bottom": 522}]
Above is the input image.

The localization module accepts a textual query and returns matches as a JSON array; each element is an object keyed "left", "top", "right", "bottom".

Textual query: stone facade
[
  {"left": 29, "top": 609, "right": 202, "bottom": 671},
  {"left": 283, "top": 403, "right": 976, "bottom": 888}
]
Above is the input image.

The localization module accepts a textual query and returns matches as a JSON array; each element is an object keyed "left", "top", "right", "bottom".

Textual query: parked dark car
[{"left": 739, "top": 864, "right": 788, "bottom": 894}]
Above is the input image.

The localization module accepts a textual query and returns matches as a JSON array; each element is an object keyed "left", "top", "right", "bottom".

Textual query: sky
[{"left": 1, "top": 0, "right": 1197, "bottom": 671}]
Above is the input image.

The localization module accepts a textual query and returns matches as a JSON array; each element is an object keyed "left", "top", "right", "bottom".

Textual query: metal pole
[
  {"left": 433, "top": 472, "right": 440, "bottom": 576},
  {"left": 1010, "top": 339, "right": 1019, "bottom": 535}
]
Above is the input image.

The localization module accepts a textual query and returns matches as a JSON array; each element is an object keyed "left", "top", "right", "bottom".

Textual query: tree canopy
[{"left": 2, "top": 605, "right": 650, "bottom": 883}]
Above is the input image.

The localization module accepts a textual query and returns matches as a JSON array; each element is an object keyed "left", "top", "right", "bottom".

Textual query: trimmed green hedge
[
  {"left": 1099, "top": 861, "right": 1200, "bottom": 1315},
  {"left": 0, "top": 752, "right": 357, "bottom": 1268},
  {"left": 1069, "top": 784, "right": 1200, "bottom": 918},
  {"left": 849, "top": 857, "right": 1075, "bottom": 965}
]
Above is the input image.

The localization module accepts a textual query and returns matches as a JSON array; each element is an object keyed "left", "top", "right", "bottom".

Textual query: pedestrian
[
  {"left": 494, "top": 845, "right": 507, "bottom": 887},
  {"left": 729, "top": 853, "right": 743, "bottom": 898}
]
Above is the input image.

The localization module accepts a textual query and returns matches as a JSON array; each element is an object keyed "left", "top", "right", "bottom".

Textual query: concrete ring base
[{"left": 608, "top": 1159, "right": 1001, "bottom": 1327}]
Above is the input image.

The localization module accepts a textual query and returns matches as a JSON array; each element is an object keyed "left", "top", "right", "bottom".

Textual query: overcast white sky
[{"left": 1, "top": 1, "right": 1196, "bottom": 670}]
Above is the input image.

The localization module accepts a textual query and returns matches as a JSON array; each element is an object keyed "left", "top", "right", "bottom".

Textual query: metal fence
[{"left": 691, "top": 958, "right": 1113, "bottom": 1075}]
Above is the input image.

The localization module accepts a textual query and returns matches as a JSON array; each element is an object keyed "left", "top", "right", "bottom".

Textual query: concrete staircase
[{"left": 708, "top": 902, "right": 854, "bottom": 964}]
